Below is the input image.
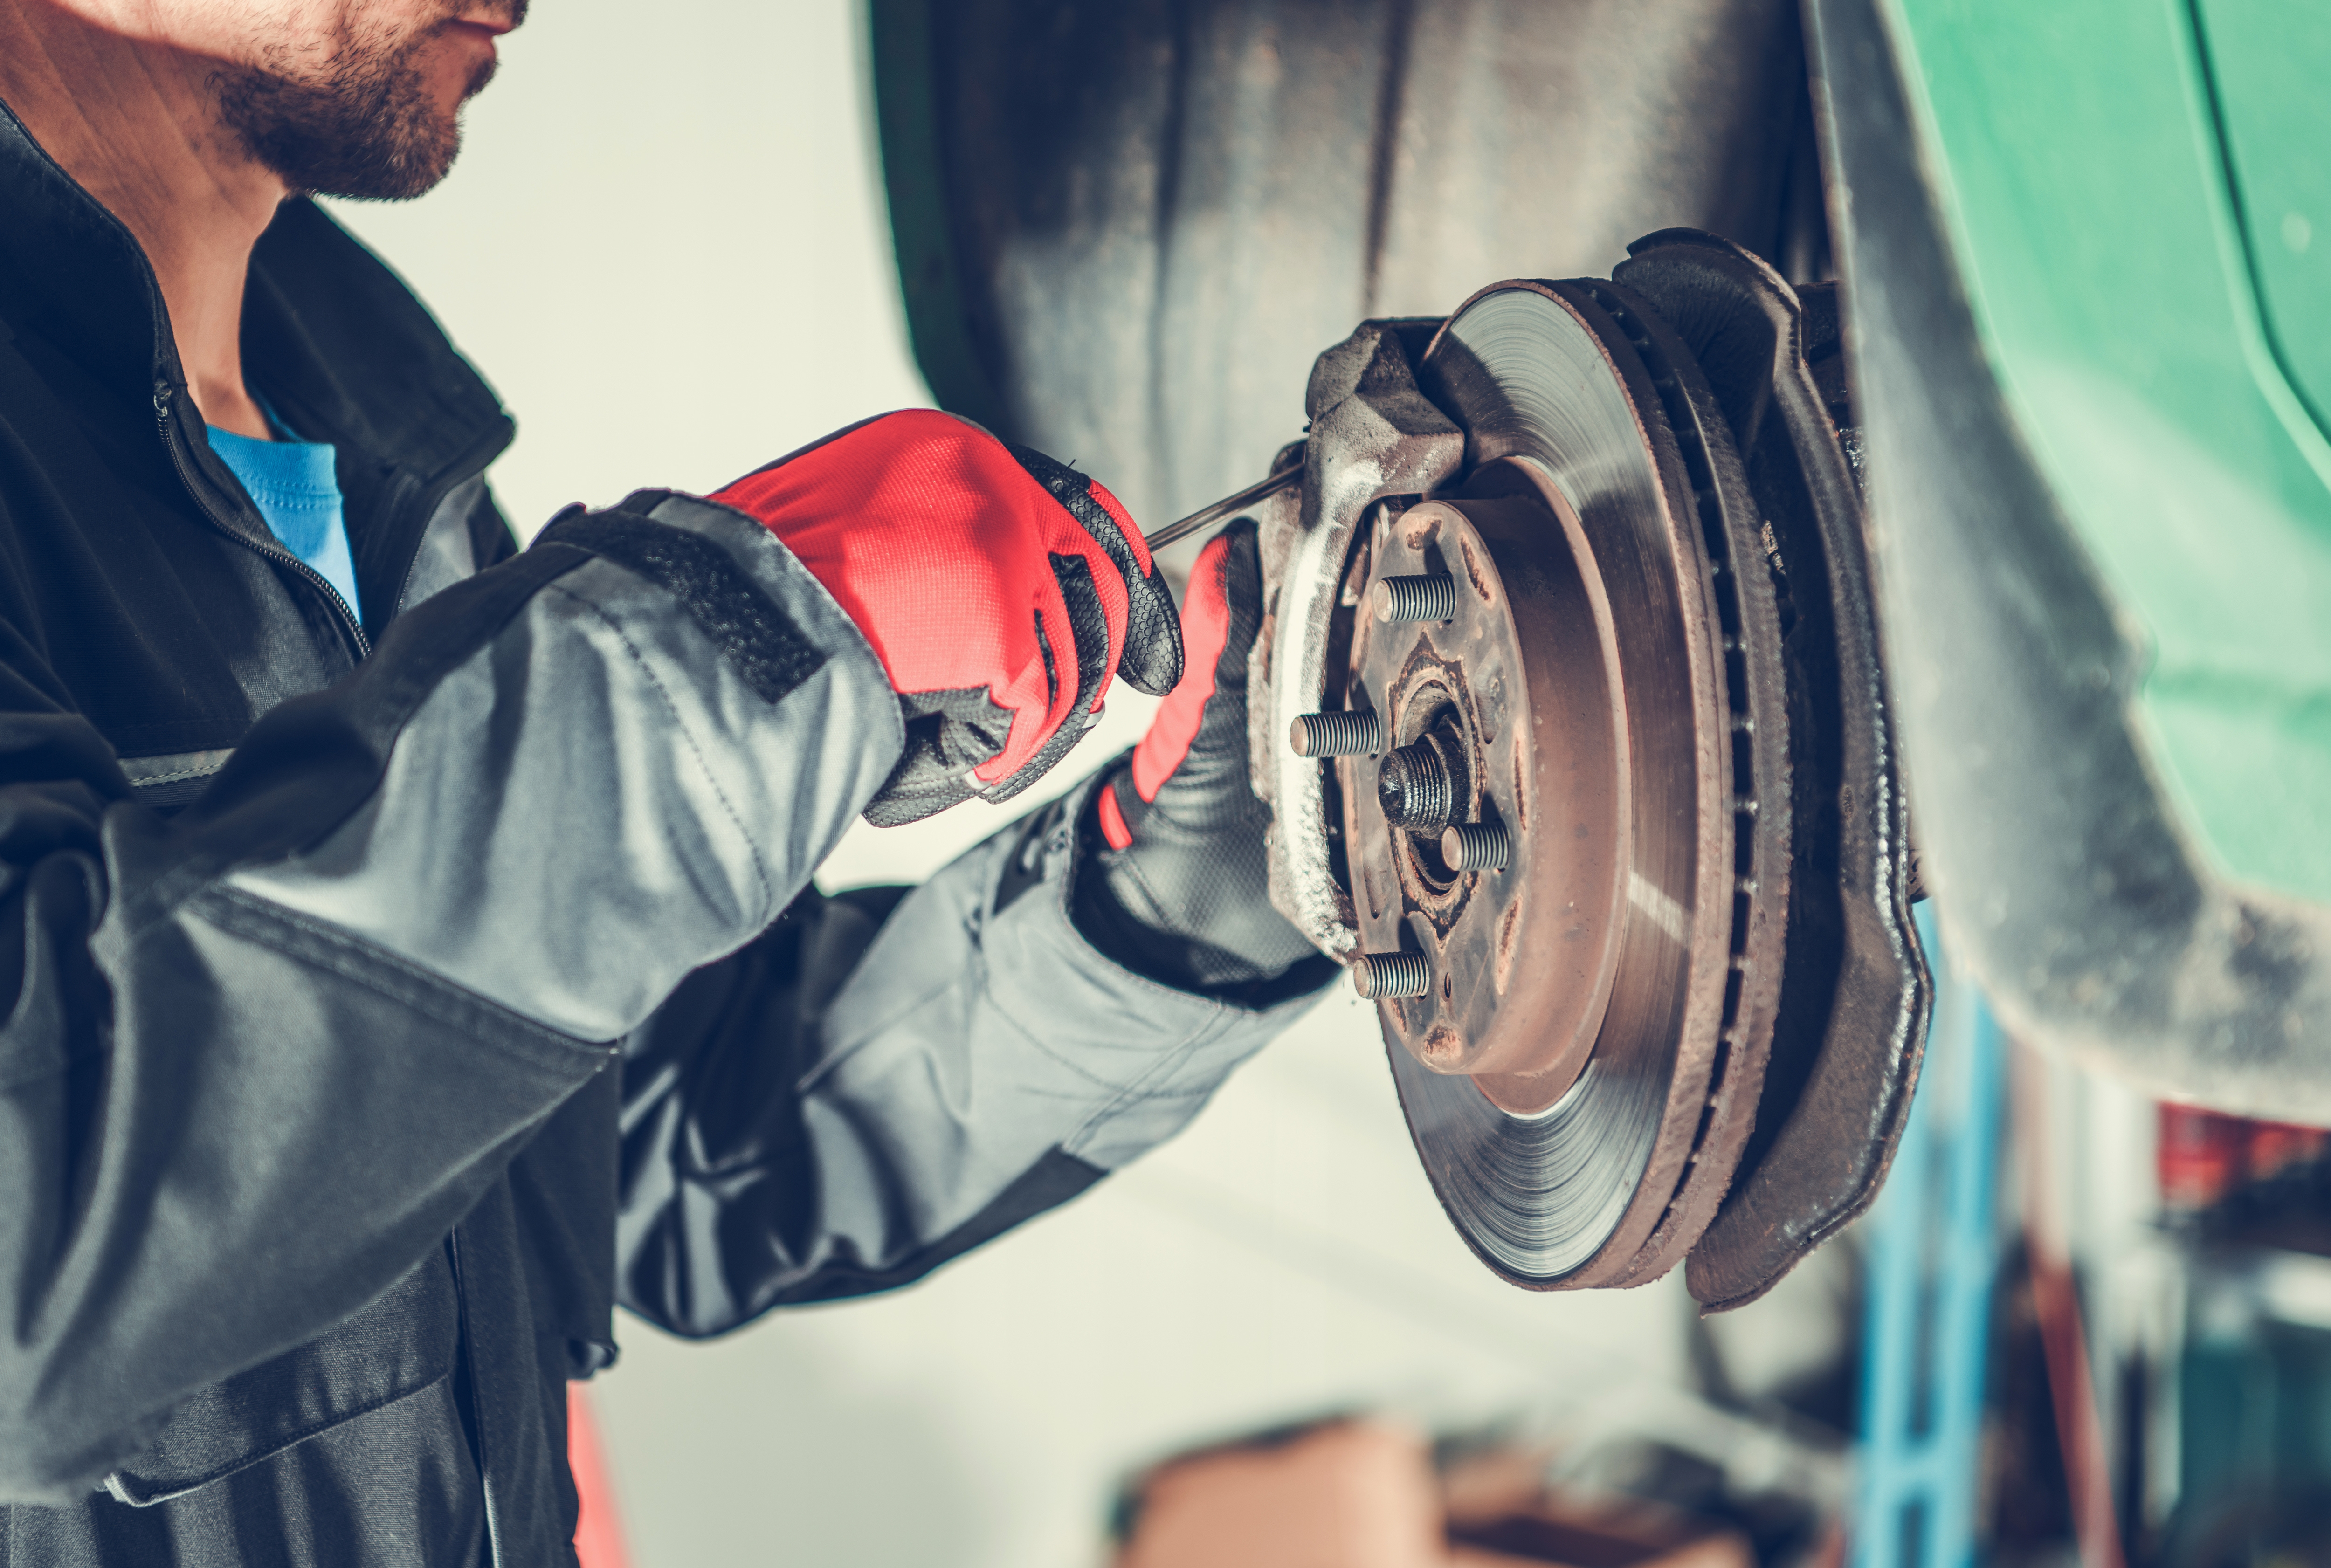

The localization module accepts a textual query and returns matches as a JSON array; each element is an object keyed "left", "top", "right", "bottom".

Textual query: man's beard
[{"left": 214, "top": 24, "right": 495, "bottom": 202}]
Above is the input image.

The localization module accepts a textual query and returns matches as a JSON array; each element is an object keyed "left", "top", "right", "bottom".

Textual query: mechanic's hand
[
  {"left": 713, "top": 410, "right": 1181, "bottom": 825},
  {"left": 1076, "top": 519, "right": 1331, "bottom": 999}
]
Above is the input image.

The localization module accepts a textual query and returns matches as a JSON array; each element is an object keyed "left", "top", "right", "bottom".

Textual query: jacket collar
[
  {"left": 0, "top": 94, "right": 172, "bottom": 398},
  {"left": 0, "top": 92, "right": 515, "bottom": 554}
]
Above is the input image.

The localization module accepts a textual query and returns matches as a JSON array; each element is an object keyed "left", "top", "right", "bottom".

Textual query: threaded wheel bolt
[
  {"left": 1372, "top": 573, "right": 1457, "bottom": 623},
  {"left": 1289, "top": 708, "right": 1382, "bottom": 757},
  {"left": 1377, "top": 742, "right": 1455, "bottom": 830},
  {"left": 1350, "top": 951, "right": 1432, "bottom": 1000},
  {"left": 1440, "top": 822, "right": 1512, "bottom": 872}
]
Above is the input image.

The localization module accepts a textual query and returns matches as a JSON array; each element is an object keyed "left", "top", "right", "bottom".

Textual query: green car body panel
[{"left": 1881, "top": 0, "right": 2331, "bottom": 904}]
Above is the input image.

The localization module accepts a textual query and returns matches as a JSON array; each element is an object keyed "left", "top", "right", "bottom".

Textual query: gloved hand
[
  {"left": 713, "top": 410, "right": 1181, "bottom": 825},
  {"left": 1074, "top": 520, "right": 1332, "bottom": 1000}
]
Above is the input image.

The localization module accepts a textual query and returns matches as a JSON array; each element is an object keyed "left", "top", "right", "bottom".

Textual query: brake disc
[
  {"left": 1319, "top": 277, "right": 1793, "bottom": 1289},
  {"left": 1265, "top": 235, "right": 1925, "bottom": 1299}
]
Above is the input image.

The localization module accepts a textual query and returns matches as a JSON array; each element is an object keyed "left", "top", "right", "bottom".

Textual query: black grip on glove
[{"left": 1072, "top": 520, "right": 1334, "bottom": 1003}]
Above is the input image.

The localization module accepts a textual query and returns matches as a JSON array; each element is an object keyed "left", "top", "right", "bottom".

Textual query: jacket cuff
[{"left": 985, "top": 771, "right": 1331, "bottom": 1170}]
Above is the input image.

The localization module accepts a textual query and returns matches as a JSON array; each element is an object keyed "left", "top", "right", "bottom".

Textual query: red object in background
[
  {"left": 569, "top": 1385, "right": 630, "bottom": 1568},
  {"left": 2157, "top": 1104, "right": 2331, "bottom": 1213},
  {"left": 2158, "top": 1105, "right": 2248, "bottom": 1212},
  {"left": 2247, "top": 1121, "right": 2330, "bottom": 1183}
]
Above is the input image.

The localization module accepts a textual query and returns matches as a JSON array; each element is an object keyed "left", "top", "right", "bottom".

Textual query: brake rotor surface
[{"left": 1336, "top": 280, "right": 1793, "bottom": 1289}]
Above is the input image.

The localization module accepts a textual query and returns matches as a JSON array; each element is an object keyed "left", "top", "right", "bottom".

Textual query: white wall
[
  {"left": 332, "top": 5, "right": 1698, "bottom": 1563},
  {"left": 334, "top": 0, "right": 929, "bottom": 538}
]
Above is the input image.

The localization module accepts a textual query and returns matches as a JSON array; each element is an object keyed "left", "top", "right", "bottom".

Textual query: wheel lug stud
[
  {"left": 1289, "top": 708, "right": 1382, "bottom": 757},
  {"left": 1440, "top": 822, "right": 1511, "bottom": 872},
  {"left": 1350, "top": 951, "right": 1432, "bottom": 1000},
  {"left": 1378, "top": 742, "right": 1455, "bottom": 830},
  {"left": 1372, "top": 573, "right": 1457, "bottom": 623}
]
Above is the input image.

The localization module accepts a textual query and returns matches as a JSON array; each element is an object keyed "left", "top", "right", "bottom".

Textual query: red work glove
[
  {"left": 713, "top": 410, "right": 1181, "bottom": 825},
  {"left": 1075, "top": 520, "right": 1329, "bottom": 997}
]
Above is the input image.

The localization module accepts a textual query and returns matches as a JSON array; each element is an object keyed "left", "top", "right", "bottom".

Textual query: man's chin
[
  {"left": 216, "top": 40, "right": 486, "bottom": 202},
  {"left": 260, "top": 98, "right": 464, "bottom": 201}
]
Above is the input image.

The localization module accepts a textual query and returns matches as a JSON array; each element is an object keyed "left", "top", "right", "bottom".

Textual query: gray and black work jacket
[{"left": 0, "top": 101, "right": 1320, "bottom": 1567}]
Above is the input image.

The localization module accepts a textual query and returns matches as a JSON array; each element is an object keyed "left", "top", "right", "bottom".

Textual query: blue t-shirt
[{"left": 204, "top": 418, "right": 362, "bottom": 616}]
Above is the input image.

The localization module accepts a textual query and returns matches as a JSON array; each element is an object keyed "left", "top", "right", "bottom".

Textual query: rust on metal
[{"left": 1342, "top": 474, "right": 1630, "bottom": 1112}]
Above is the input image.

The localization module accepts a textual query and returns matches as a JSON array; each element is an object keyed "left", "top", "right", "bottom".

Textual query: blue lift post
[{"left": 1855, "top": 907, "right": 2010, "bottom": 1568}]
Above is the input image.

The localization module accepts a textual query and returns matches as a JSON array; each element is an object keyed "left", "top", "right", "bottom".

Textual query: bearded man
[{"left": 0, "top": 3, "right": 1331, "bottom": 1563}]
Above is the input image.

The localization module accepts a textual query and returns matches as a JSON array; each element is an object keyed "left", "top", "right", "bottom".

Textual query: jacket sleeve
[
  {"left": 0, "top": 490, "right": 903, "bottom": 1502},
  {"left": 613, "top": 770, "right": 1328, "bottom": 1339}
]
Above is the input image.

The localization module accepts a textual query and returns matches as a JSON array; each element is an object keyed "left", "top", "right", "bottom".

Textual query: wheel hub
[{"left": 1342, "top": 464, "right": 1631, "bottom": 1113}]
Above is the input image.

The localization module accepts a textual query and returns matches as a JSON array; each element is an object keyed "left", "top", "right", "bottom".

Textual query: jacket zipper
[
  {"left": 153, "top": 381, "right": 372, "bottom": 661},
  {"left": 12, "top": 103, "right": 379, "bottom": 666}
]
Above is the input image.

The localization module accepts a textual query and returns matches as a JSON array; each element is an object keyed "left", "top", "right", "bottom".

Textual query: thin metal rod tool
[{"left": 1143, "top": 462, "right": 1303, "bottom": 552}]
